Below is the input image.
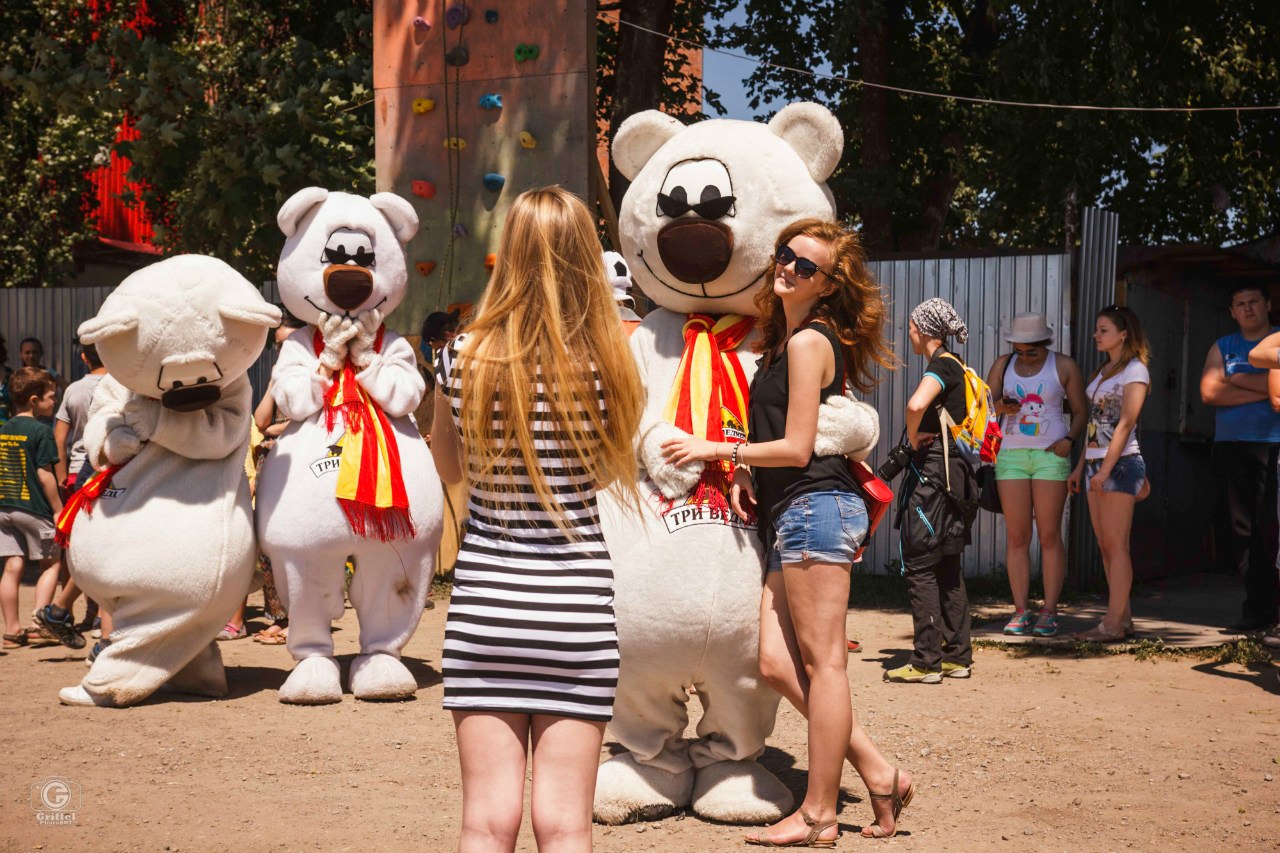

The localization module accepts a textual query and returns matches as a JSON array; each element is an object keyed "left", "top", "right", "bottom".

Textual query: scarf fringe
[
  {"left": 659, "top": 464, "right": 733, "bottom": 516},
  {"left": 339, "top": 501, "right": 417, "bottom": 543}
]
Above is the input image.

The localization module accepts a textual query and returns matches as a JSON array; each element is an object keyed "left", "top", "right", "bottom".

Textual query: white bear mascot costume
[
  {"left": 256, "top": 188, "right": 444, "bottom": 704},
  {"left": 58, "top": 254, "right": 280, "bottom": 707},
  {"left": 595, "top": 104, "right": 876, "bottom": 824}
]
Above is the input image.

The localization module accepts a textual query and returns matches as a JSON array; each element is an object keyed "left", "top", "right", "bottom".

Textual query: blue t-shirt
[{"left": 1215, "top": 328, "right": 1280, "bottom": 443}]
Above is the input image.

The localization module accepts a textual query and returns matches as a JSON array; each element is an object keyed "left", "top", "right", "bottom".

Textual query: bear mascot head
[
  {"left": 275, "top": 187, "right": 419, "bottom": 327},
  {"left": 79, "top": 254, "right": 280, "bottom": 414},
  {"left": 614, "top": 102, "right": 843, "bottom": 317},
  {"left": 593, "top": 104, "right": 857, "bottom": 827}
]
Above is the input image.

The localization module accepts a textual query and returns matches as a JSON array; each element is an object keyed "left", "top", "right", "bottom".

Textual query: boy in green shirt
[{"left": 1, "top": 367, "right": 68, "bottom": 648}]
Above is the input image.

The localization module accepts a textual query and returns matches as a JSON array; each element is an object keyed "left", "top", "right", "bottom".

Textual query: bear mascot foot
[
  {"left": 349, "top": 652, "right": 417, "bottom": 701},
  {"left": 161, "top": 642, "right": 229, "bottom": 698},
  {"left": 593, "top": 752, "right": 695, "bottom": 825},
  {"left": 691, "top": 759, "right": 793, "bottom": 824},
  {"left": 279, "top": 656, "right": 344, "bottom": 705},
  {"left": 58, "top": 685, "right": 114, "bottom": 707}
]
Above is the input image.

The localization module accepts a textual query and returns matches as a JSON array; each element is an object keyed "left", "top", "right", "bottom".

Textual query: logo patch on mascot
[{"left": 309, "top": 434, "right": 348, "bottom": 478}]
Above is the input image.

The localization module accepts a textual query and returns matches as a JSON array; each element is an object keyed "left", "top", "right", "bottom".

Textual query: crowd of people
[{"left": 2, "top": 194, "right": 1279, "bottom": 850}]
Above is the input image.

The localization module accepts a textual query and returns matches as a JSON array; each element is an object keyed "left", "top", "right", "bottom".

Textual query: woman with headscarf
[{"left": 885, "top": 298, "right": 979, "bottom": 684}]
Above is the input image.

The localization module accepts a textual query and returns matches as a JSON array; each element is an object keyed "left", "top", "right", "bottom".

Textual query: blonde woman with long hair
[
  {"left": 431, "top": 186, "right": 643, "bottom": 853},
  {"left": 1068, "top": 305, "right": 1151, "bottom": 642}
]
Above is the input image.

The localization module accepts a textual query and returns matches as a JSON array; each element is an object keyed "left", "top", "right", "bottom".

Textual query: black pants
[
  {"left": 1212, "top": 441, "right": 1280, "bottom": 625},
  {"left": 903, "top": 551, "right": 972, "bottom": 671}
]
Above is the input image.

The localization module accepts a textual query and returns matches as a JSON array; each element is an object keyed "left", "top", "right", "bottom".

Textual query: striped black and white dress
[{"left": 434, "top": 337, "right": 618, "bottom": 721}]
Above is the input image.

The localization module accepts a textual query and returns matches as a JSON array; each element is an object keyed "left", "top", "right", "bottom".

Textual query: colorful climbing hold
[
  {"left": 452, "top": 223, "right": 469, "bottom": 238},
  {"left": 519, "top": 131, "right": 538, "bottom": 149},
  {"left": 484, "top": 253, "right": 497, "bottom": 272},
  {"left": 445, "top": 45, "right": 469, "bottom": 66},
  {"left": 412, "top": 98, "right": 436, "bottom": 114},
  {"left": 514, "top": 43, "right": 540, "bottom": 62},
  {"left": 483, "top": 173, "right": 506, "bottom": 192},
  {"left": 411, "top": 180, "right": 437, "bottom": 199},
  {"left": 416, "top": 261, "right": 437, "bottom": 277},
  {"left": 478, "top": 93, "right": 503, "bottom": 110},
  {"left": 484, "top": 9, "right": 498, "bottom": 23},
  {"left": 412, "top": 16, "right": 431, "bottom": 31},
  {"left": 443, "top": 137, "right": 467, "bottom": 150},
  {"left": 444, "top": 3, "right": 470, "bottom": 28}
]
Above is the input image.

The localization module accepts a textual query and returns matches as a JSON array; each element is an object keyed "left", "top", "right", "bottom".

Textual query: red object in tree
[{"left": 87, "top": 119, "right": 160, "bottom": 253}]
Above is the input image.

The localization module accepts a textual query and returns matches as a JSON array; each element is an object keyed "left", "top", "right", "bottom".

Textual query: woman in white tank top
[{"left": 985, "top": 314, "right": 1088, "bottom": 638}]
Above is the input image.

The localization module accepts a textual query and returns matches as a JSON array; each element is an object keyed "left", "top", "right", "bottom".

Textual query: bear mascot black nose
[
  {"left": 324, "top": 266, "right": 374, "bottom": 311},
  {"left": 656, "top": 220, "right": 734, "bottom": 284}
]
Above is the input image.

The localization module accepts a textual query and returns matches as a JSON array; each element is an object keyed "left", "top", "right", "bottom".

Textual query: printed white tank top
[{"left": 1000, "top": 350, "right": 1068, "bottom": 449}]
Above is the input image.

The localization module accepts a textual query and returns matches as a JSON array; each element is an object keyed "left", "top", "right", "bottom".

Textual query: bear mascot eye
[
  {"left": 655, "top": 159, "right": 736, "bottom": 220},
  {"left": 321, "top": 229, "right": 376, "bottom": 268}
]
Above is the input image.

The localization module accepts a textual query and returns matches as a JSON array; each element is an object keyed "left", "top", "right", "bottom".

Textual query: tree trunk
[
  {"left": 899, "top": 131, "right": 962, "bottom": 252},
  {"left": 607, "top": 0, "right": 678, "bottom": 211},
  {"left": 856, "top": 1, "right": 893, "bottom": 252}
]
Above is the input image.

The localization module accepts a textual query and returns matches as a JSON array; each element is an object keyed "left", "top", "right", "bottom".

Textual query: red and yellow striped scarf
[
  {"left": 313, "top": 327, "right": 416, "bottom": 541},
  {"left": 54, "top": 463, "right": 126, "bottom": 548},
  {"left": 662, "top": 313, "right": 754, "bottom": 512}
]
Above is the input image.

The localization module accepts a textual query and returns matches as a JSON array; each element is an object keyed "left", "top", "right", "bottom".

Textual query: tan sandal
[
  {"left": 862, "top": 768, "right": 914, "bottom": 839},
  {"left": 745, "top": 808, "right": 838, "bottom": 848}
]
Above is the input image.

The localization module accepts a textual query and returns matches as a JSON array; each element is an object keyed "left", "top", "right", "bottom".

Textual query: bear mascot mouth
[{"left": 161, "top": 383, "right": 222, "bottom": 412}]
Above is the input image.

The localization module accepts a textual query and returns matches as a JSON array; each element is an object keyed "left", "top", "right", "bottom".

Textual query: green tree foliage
[
  {"left": 0, "top": 0, "right": 374, "bottom": 287},
  {"left": 717, "top": 1, "right": 1280, "bottom": 252}
]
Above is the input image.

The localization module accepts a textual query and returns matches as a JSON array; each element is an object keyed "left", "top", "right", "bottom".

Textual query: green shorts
[{"left": 995, "top": 447, "right": 1072, "bottom": 481}]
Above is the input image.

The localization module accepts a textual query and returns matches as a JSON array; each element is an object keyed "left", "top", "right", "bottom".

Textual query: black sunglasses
[
  {"left": 656, "top": 189, "right": 736, "bottom": 220},
  {"left": 774, "top": 244, "right": 833, "bottom": 280},
  {"left": 1012, "top": 344, "right": 1040, "bottom": 356}
]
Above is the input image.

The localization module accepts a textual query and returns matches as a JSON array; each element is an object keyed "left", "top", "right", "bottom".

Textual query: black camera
[{"left": 877, "top": 441, "right": 914, "bottom": 482}]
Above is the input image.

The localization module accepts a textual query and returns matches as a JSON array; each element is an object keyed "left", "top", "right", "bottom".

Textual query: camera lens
[{"left": 877, "top": 442, "right": 912, "bottom": 481}]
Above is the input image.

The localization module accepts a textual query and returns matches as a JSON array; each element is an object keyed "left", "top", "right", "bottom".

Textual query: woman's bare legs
[
  {"left": 756, "top": 566, "right": 911, "bottom": 840},
  {"left": 454, "top": 711, "right": 529, "bottom": 853},
  {"left": 1085, "top": 490, "right": 1135, "bottom": 633},
  {"left": 1031, "top": 478, "right": 1069, "bottom": 612},
  {"left": 530, "top": 715, "right": 605, "bottom": 853},
  {"left": 997, "top": 479, "right": 1034, "bottom": 611}
]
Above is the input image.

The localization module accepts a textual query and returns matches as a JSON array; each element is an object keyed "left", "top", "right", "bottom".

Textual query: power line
[{"left": 601, "top": 12, "right": 1280, "bottom": 114}]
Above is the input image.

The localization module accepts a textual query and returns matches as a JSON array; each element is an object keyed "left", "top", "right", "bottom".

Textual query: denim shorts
[
  {"left": 765, "top": 490, "right": 868, "bottom": 573},
  {"left": 1084, "top": 454, "right": 1147, "bottom": 496}
]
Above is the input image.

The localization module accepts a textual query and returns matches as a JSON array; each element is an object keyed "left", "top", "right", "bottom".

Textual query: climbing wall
[{"left": 374, "top": 0, "right": 596, "bottom": 330}]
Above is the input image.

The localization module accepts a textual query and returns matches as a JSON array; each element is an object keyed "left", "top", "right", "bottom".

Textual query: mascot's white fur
[
  {"left": 59, "top": 254, "right": 280, "bottom": 707},
  {"left": 594, "top": 104, "right": 878, "bottom": 823},
  {"left": 256, "top": 188, "right": 443, "bottom": 704}
]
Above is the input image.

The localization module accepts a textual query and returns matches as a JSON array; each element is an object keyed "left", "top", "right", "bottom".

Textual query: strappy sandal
[
  {"left": 1074, "top": 621, "right": 1125, "bottom": 643},
  {"left": 3, "top": 632, "right": 29, "bottom": 649},
  {"left": 745, "top": 808, "right": 838, "bottom": 848},
  {"left": 862, "top": 768, "right": 914, "bottom": 839}
]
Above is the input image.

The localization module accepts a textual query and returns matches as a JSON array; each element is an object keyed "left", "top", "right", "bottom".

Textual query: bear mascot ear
[
  {"left": 612, "top": 110, "right": 684, "bottom": 181},
  {"left": 219, "top": 302, "right": 283, "bottom": 328},
  {"left": 768, "top": 102, "right": 845, "bottom": 183},
  {"left": 77, "top": 310, "right": 139, "bottom": 344},
  {"left": 370, "top": 192, "right": 420, "bottom": 244},
  {"left": 277, "top": 186, "right": 330, "bottom": 238}
]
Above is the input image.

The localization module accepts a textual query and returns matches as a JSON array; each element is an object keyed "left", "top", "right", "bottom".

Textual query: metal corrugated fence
[
  {"left": 861, "top": 253, "right": 1073, "bottom": 576},
  {"left": 1, "top": 281, "right": 281, "bottom": 403}
]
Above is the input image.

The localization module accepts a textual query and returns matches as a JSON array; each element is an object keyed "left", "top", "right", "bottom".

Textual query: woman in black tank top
[{"left": 661, "top": 219, "right": 913, "bottom": 842}]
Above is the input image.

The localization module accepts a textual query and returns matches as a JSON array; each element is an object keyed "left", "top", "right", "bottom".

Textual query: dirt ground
[{"left": 3, "top": 582, "right": 1278, "bottom": 853}]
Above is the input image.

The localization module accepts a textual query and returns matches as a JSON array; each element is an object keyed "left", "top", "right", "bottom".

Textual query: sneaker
[
  {"left": 1031, "top": 611, "right": 1060, "bottom": 637},
  {"left": 884, "top": 664, "right": 942, "bottom": 684},
  {"left": 34, "top": 605, "right": 86, "bottom": 650},
  {"left": 85, "top": 638, "right": 111, "bottom": 667},
  {"left": 74, "top": 615, "right": 101, "bottom": 635},
  {"left": 1262, "top": 625, "right": 1280, "bottom": 649},
  {"left": 1003, "top": 609, "right": 1035, "bottom": 636},
  {"left": 941, "top": 662, "right": 972, "bottom": 678}
]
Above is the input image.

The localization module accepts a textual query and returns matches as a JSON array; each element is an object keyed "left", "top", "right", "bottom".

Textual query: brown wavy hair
[
  {"left": 754, "top": 218, "right": 895, "bottom": 392},
  {"left": 1092, "top": 304, "right": 1151, "bottom": 382},
  {"left": 453, "top": 186, "right": 644, "bottom": 529}
]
